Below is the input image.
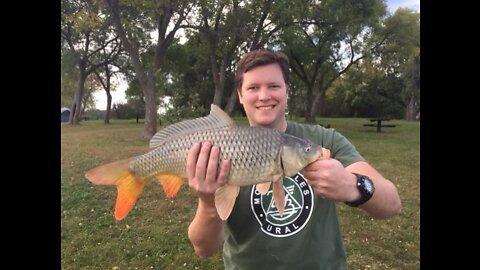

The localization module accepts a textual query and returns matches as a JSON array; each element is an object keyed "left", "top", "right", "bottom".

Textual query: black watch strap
[{"left": 344, "top": 173, "right": 375, "bottom": 207}]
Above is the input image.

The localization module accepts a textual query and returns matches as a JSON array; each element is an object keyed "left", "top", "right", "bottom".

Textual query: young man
[{"left": 186, "top": 49, "right": 401, "bottom": 269}]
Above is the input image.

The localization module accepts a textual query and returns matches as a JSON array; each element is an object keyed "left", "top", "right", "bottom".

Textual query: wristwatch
[{"left": 345, "top": 173, "right": 375, "bottom": 207}]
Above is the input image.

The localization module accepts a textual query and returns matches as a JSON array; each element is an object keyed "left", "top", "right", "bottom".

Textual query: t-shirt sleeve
[
  {"left": 321, "top": 128, "right": 364, "bottom": 167},
  {"left": 286, "top": 122, "right": 365, "bottom": 167}
]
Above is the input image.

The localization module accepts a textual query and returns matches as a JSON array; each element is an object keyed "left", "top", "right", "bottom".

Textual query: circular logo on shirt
[{"left": 251, "top": 172, "right": 314, "bottom": 237}]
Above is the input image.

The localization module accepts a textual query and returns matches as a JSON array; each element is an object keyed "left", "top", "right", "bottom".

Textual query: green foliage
[
  {"left": 376, "top": 8, "right": 420, "bottom": 118},
  {"left": 84, "top": 109, "right": 106, "bottom": 120},
  {"left": 325, "top": 59, "right": 405, "bottom": 118},
  {"left": 112, "top": 102, "right": 141, "bottom": 119},
  {"left": 61, "top": 50, "right": 79, "bottom": 108},
  {"left": 61, "top": 117, "right": 419, "bottom": 269},
  {"left": 159, "top": 93, "right": 207, "bottom": 125},
  {"left": 62, "top": 0, "right": 420, "bottom": 122}
]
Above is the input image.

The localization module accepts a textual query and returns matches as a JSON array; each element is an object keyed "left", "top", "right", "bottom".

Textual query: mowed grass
[{"left": 61, "top": 117, "right": 419, "bottom": 270}]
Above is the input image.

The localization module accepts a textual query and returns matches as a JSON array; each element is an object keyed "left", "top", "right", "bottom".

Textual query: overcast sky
[
  {"left": 386, "top": 0, "right": 420, "bottom": 13},
  {"left": 93, "top": 0, "right": 420, "bottom": 110}
]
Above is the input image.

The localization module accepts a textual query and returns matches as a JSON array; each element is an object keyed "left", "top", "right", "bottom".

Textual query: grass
[{"left": 61, "top": 117, "right": 419, "bottom": 270}]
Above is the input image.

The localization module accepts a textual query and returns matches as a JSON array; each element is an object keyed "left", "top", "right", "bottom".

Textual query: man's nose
[{"left": 258, "top": 87, "right": 271, "bottom": 101}]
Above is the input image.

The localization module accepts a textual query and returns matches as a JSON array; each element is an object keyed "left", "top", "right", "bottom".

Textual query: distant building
[{"left": 61, "top": 107, "right": 70, "bottom": 123}]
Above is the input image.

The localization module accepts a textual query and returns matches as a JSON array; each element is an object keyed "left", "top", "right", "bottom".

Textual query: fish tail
[{"left": 85, "top": 159, "right": 147, "bottom": 220}]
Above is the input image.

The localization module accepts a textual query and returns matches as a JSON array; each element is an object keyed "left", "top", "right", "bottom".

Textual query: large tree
[
  {"left": 277, "top": 0, "right": 387, "bottom": 122},
  {"left": 61, "top": 0, "right": 120, "bottom": 124},
  {"left": 185, "top": 0, "right": 285, "bottom": 115},
  {"left": 379, "top": 8, "right": 420, "bottom": 120},
  {"left": 102, "top": 0, "right": 193, "bottom": 138}
]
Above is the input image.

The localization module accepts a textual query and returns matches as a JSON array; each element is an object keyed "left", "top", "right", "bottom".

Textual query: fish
[{"left": 85, "top": 104, "right": 330, "bottom": 221}]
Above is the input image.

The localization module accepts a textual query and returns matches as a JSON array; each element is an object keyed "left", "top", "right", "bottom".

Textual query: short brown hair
[{"left": 235, "top": 48, "right": 290, "bottom": 91}]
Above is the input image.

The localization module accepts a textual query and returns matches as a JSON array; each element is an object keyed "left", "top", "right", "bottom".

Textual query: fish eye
[{"left": 306, "top": 147, "right": 310, "bottom": 152}]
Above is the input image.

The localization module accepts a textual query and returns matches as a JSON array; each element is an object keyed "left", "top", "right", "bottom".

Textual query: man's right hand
[{"left": 186, "top": 142, "right": 230, "bottom": 206}]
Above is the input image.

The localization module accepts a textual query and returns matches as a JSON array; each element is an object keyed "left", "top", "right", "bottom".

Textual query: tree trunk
[
  {"left": 209, "top": 33, "right": 224, "bottom": 107},
  {"left": 224, "top": 90, "right": 238, "bottom": 115},
  {"left": 303, "top": 85, "right": 315, "bottom": 123},
  {"left": 307, "top": 91, "right": 325, "bottom": 123},
  {"left": 103, "top": 0, "right": 186, "bottom": 139},
  {"left": 69, "top": 70, "right": 87, "bottom": 125},
  {"left": 405, "top": 95, "right": 416, "bottom": 121},
  {"left": 104, "top": 90, "right": 112, "bottom": 124},
  {"left": 143, "top": 79, "right": 157, "bottom": 138}
]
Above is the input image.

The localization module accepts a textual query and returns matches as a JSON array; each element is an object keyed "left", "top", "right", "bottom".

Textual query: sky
[
  {"left": 93, "top": 0, "right": 420, "bottom": 110},
  {"left": 386, "top": 0, "right": 420, "bottom": 13}
]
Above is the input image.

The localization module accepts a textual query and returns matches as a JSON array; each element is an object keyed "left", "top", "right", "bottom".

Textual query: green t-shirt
[{"left": 222, "top": 121, "right": 364, "bottom": 270}]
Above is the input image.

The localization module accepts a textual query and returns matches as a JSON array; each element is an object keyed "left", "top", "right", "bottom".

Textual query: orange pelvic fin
[
  {"left": 272, "top": 178, "right": 285, "bottom": 217},
  {"left": 156, "top": 173, "right": 184, "bottom": 198},
  {"left": 215, "top": 184, "right": 240, "bottom": 221},
  {"left": 322, "top": 148, "right": 331, "bottom": 160},
  {"left": 256, "top": 182, "right": 271, "bottom": 195}
]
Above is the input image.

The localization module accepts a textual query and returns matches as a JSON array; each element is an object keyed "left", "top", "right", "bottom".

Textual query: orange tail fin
[{"left": 85, "top": 159, "right": 147, "bottom": 220}]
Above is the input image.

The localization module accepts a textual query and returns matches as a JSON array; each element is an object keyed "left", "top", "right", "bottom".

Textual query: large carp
[{"left": 85, "top": 104, "right": 330, "bottom": 221}]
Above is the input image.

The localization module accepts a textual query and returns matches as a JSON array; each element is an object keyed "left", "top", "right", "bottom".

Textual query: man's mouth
[{"left": 257, "top": 105, "right": 276, "bottom": 110}]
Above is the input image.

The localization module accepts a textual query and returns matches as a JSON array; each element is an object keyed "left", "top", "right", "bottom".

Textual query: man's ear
[{"left": 237, "top": 89, "right": 243, "bottom": 104}]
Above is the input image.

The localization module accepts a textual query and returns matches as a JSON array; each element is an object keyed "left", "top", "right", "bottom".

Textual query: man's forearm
[{"left": 188, "top": 198, "right": 225, "bottom": 258}]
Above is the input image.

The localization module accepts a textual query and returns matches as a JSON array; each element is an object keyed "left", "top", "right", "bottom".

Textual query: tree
[
  {"left": 61, "top": 0, "right": 121, "bottom": 125},
  {"left": 82, "top": 74, "right": 102, "bottom": 115},
  {"left": 326, "top": 58, "right": 405, "bottom": 118},
  {"left": 61, "top": 50, "right": 78, "bottom": 108},
  {"left": 278, "top": 0, "right": 388, "bottom": 122},
  {"left": 90, "top": 20, "right": 125, "bottom": 124},
  {"left": 403, "top": 53, "right": 420, "bottom": 120},
  {"left": 102, "top": 0, "right": 193, "bottom": 139},
  {"left": 375, "top": 8, "right": 420, "bottom": 120},
  {"left": 182, "top": 0, "right": 287, "bottom": 115}
]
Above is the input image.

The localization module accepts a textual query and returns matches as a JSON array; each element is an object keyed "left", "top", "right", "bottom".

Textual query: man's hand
[
  {"left": 302, "top": 158, "right": 359, "bottom": 202},
  {"left": 186, "top": 142, "right": 230, "bottom": 204}
]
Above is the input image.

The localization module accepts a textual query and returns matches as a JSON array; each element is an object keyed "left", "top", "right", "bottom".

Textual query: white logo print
[{"left": 251, "top": 173, "right": 314, "bottom": 237}]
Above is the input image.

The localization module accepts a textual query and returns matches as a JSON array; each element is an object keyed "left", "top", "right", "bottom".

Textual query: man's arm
[
  {"left": 186, "top": 142, "right": 230, "bottom": 258},
  {"left": 303, "top": 159, "right": 401, "bottom": 219},
  {"left": 188, "top": 196, "right": 225, "bottom": 258},
  {"left": 345, "top": 161, "right": 401, "bottom": 218}
]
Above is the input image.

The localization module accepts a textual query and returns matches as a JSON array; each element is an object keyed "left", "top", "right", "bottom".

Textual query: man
[{"left": 186, "top": 48, "right": 401, "bottom": 269}]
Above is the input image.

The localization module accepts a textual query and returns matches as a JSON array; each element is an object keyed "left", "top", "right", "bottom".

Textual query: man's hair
[{"left": 235, "top": 48, "right": 290, "bottom": 91}]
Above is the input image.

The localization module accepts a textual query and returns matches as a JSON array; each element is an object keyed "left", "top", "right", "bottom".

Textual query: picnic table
[{"left": 363, "top": 118, "right": 397, "bottom": 133}]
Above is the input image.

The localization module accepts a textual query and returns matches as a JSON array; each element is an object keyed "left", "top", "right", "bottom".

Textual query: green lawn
[{"left": 61, "top": 117, "right": 419, "bottom": 269}]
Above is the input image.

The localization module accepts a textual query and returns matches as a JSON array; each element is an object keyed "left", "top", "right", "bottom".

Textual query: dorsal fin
[{"left": 149, "top": 104, "right": 236, "bottom": 148}]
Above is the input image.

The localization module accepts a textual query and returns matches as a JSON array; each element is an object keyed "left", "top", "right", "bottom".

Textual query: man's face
[{"left": 238, "top": 63, "right": 288, "bottom": 129}]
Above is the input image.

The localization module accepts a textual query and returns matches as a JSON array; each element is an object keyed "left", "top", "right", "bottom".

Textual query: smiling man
[{"left": 186, "top": 48, "right": 401, "bottom": 269}]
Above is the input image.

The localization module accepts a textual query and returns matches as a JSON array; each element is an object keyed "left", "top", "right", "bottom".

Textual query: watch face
[{"left": 362, "top": 177, "right": 374, "bottom": 194}]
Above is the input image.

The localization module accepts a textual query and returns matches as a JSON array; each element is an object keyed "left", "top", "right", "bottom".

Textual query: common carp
[{"left": 85, "top": 104, "right": 330, "bottom": 221}]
